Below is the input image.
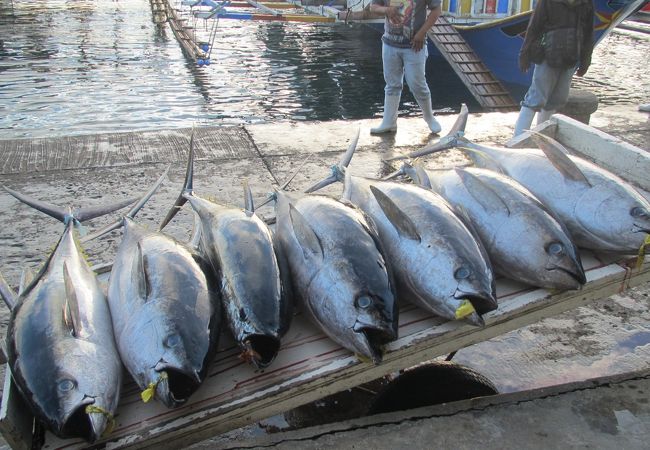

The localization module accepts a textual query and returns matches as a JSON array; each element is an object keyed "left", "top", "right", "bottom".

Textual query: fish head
[
  {"left": 128, "top": 309, "right": 211, "bottom": 408},
  {"left": 493, "top": 211, "right": 586, "bottom": 290},
  {"left": 345, "top": 292, "right": 397, "bottom": 364},
  {"left": 51, "top": 341, "right": 121, "bottom": 442},
  {"left": 449, "top": 259, "right": 496, "bottom": 322},
  {"left": 575, "top": 180, "right": 650, "bottom": 253},
  {"left": 308, "top": 265, "right": 397, "bottom": 365}
]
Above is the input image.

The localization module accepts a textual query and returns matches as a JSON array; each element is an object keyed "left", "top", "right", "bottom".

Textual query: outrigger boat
[
  {"left": 155, "top": 0, "right": 646, "bottom": 100},
  {"left": 335, "top": 0, "right": 647, "bottom": 93}
]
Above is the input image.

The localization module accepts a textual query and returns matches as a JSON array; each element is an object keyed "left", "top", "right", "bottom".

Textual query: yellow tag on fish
[
  {"left": 85, "top": 405, "right": 116, "bottom": 436},
  {"left": 140, "top": 372, "right": 168, "bottom": 403},
  {"left": 635, "top": 235, "right": 650, "bottom": 270},
  {"left": 355, "top": 353, "right": 373, "bottom": 364},
  {"left": 455, "top": 300, "right": 476, "bottom": 320}
]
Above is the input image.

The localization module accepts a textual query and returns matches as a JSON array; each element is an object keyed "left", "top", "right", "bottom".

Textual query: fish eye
[
  {"left": 548, "top": 242, "right": 564, "bottom": 256},
  {"left": 454, "top": 267, "right": 470, "bottom": 280},
  {"left": 631, "top": 207, "right": 648, "bottom": 218},
  {"left": 164, "top": 334, "right": 181, "bottom": 348},
  {"left": 58, "top": 379, "right": 76, "bottom": 393},
  {"left": 356, "top": 296, "right": 373, "bottom": 309}
]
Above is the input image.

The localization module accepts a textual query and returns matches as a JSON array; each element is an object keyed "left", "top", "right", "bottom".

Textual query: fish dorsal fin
[
  {"left": 19, "top": 267, "right": 35, "bottom": 295},
  {"left": 288, "top": 204, "right": 323, "bottom": 260},
  {"left": 135, "top": 242, "right": 151, "bottom": 300},
  {"left": 0, "top": 272, "right": 17, "bottom": 311},
  {"left": 243, "top": 180, "right": 254, "bottom": 215},
  {"left": 369, "top": 185, "right": 421, "bottom": 242},
  {"left": 62, "top": 262, "right": 82, "bottom": 338},
  {"left": 455, "top": 168, "right": 511, "bottom": 216},
  {"left": 413, "top": 163, "right": 433, "bottom": 189},
  {"left": 531, "top": 132, "right": 591, "bottom": 187}
]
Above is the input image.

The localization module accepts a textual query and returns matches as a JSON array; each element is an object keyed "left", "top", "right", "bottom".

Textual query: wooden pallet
[{"left": 428, "top": 16, "right": 518, "bottom": 111}]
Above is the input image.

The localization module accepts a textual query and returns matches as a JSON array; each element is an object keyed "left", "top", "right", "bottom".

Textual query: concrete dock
[{"left": 0, "top": 105, "right": 648, "bottom": 448}]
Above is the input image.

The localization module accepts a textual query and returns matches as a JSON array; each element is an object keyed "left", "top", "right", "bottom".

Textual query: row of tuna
[{"left": 1, "top": 106, "right": 648, "bottom": 443}]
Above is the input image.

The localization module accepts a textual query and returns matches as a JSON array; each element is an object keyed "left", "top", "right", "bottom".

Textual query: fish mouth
[
  {"left": 353, "top": 321, "right": 397, "bottom": 365},
  {"left": 153, "top": 365, "right": 202, "bottom": 408},
  {"left": 60, "top": 397, "right": 107, "bottom": 443},
  {"left": 241, "top": 335, "right": 281, "bottom": 369},
  {"left": 455, "top": 290, "right": 498, "bottom": 316},
  {"left": 546, "top": 265, "right": 587, "bottom": 287}
]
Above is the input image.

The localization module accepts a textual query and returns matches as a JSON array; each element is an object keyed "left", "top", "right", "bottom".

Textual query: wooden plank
[
  {"left": 10, "top": 252, "right": 647, "bottom": 449},
  {"left": 553, "top": 115, "right": 650, "bottom": 191},
  {"left": 427, "top": 17, "right": 517, "bottom": 111}
]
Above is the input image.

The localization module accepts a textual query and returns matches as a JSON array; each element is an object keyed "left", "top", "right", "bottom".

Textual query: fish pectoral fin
[
  {"left": 135, "top": 243, "right": 152, "bottom": 300},
  {"left": 369, "top": 185, "right": 421, "bottom": 242},
  {"left": 455, "top": 168, "right": 510, "bottom": 216},
  {"left": 243, "top": 180, "right": 255, "bottom": 214},
  {"left": 288, "top": 204, "right": 324, "bottom": 260},
  {"left": 531, "top": 131, "right": 591, "bottom": 187},
  {"left": 62, "top": 262, "right": 82, "bottom": 338}
]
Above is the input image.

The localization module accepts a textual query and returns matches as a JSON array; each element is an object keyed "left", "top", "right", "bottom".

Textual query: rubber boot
[
  {"left": 513, "top": 106, "right": 536, "bottom": 138},
  {"left": 537, "top": 109, "right": 555, "bottom": 125},
  {"left": 415, "top": 94, "right": 442, "bottom": 134},
  {"left": 371, "top": 95, "right": 400, "bottom": 134}
]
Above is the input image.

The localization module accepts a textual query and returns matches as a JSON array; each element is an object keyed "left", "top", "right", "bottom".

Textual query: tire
[{"left": 367, "top": 361, "right": 498, "bottom": 416}]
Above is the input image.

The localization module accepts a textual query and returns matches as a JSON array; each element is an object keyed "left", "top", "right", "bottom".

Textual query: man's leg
[
  {"left": 371, "top": 44, "right": 404, "bottom": 134},
  {"left": 404, "top": 46, "right": 441, "bottom": 134}
]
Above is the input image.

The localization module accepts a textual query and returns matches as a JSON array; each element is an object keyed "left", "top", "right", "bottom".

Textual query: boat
[{"left": 339, "top": 0, "right": 646, "bottom": 97}]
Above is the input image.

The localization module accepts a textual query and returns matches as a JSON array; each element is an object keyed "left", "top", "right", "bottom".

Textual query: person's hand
[
  {"left": 412, "top": 32, "right": 425, "bottom": 52},
  {"left": 518, "top": 56, "right": 530, "bottom": 73},
  {"left": 386, "top": 6, "right": 403, "bottom": 25},
  {"left": 576, "top": 66, "right": 588, "bottom": 77}
]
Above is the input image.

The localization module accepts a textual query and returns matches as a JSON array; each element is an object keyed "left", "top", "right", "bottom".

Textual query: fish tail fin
[
  {"left": 243, "top": 180, "right": 254, "bottom": 214},
  {"left": 0, "top": 271, "right": 16, "bottom": 310},
  {"left": 160, "top": 131, "right": 197, "bottom": 230},
  {"left": 81, "top": 166, "right": 170, "bottom": 243},
  {"left": 304, "top": 128, "right": 360, "bottom": 194},
  {"left": 2, "top": 185, "right": 135, "bottom": 225},
  {"left": 383, "top": 104, "right": 469, "bottom": 162}
]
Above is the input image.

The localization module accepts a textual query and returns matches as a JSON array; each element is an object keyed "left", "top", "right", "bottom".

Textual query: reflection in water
[{"left": 0, "top": 0, "right": 648, "bottom": 139}]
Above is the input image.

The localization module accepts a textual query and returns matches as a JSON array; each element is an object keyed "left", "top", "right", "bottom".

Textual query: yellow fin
[{"left": 455, "top": 300, "right": 476, "bottom": 320}]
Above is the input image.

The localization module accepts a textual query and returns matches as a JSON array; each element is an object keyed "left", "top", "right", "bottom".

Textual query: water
[{"left": 0, "top": 0, "right": 648, "bottom": 139}]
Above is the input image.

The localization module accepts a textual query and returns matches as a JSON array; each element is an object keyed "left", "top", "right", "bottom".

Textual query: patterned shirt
[{"left": 372, "top": 0, "right": 440, "bottom": 48}]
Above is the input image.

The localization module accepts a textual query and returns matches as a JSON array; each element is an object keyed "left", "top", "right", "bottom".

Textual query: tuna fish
[
  {"left": 0, "top": 187, "right": 132, "bottom": 442},
  {"left": 273, "top": 189, "right": 398, "bottom": 364},
  {"left": 396, "top": 162, "right": 586, "bottom": 290},
  {"left": 397, "top": 105, "right": 650, "bottom": 255},
  {"left": 160, "top": 137, "right": 291, "bottom": 369},
  {"left": 83, "top": 170, "right": 221, "bottom": 408},
  {"left": 306, "top": 131, "right": 496, "bottom": 324}
]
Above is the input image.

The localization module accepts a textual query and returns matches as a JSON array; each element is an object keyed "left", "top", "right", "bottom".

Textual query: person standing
[
  {"left": 513, "top": 0, "right": 594, "bottom": 137},
  {"left": 369, "top": 0, "right": 442, "bottom": 135}
]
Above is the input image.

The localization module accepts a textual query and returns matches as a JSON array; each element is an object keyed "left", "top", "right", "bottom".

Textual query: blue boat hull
[{"left": 369, "top": 0, "right": 645, "bottom": 99}]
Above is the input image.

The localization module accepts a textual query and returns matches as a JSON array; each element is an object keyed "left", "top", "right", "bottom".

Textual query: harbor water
[{"left": 1, "top": 0, "right": 648, "bottom": 139}]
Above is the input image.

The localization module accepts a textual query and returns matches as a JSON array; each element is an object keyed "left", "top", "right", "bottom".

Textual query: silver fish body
[
  {"left": 187, "top": 195, "right": 291, "bottom": 369},
  {"left": 342, "top": 175, "right": 496, "bottom": 323},
  {"left": 7, "top": 224, "right": 122, "bottom": 442},
  {"left": 424, "top": 167, "right": 585, "bottom": 289},
  {"left": 108, "top": 218, "right": 220, "bottom": 408},
  {"left": 461, "top": 141, "right": 650, "bottom": 254},
  {"left": 274, "top": 191, "right": 397, "bottom": 364}
]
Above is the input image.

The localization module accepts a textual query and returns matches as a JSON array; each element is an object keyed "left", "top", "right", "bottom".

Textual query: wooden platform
[
  {"left": 1, "top": 118, "right": 649, "bottom": 449},
  {"left": 428, "top": 17, "right": 518, "bottom": 112}
]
